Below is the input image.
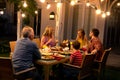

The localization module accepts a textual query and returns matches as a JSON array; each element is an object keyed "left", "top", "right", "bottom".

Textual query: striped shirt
[{"left": 70, "top": 51, "right": 82, "bottom": 66}]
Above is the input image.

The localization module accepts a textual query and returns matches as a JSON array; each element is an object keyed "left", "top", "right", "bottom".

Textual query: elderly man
[{"left": 12, "top": 26, "right": 42, "bottom": 80}]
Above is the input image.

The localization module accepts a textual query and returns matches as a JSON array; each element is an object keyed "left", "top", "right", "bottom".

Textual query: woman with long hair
[
  {"left": 76, "top": 29, "right": 88, "bottom": 49},
  {"left": 40, "top": 25, "right": 56, "bottom": 48}
]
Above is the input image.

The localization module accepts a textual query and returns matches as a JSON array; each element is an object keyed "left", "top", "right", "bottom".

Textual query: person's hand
[
  {"left": 91, "top": 49, "right": 97, "bottom": 54},
  {"left": 56, "top": 40, "right": 58, "bottom": 43}
]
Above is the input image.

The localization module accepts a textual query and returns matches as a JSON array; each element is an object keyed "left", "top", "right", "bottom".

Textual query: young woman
[
  {"left": 76, "top": 29, "right": 88, "bottom": 49},
  {"left": 40, "top": 26, "right": 56, "bottom": 48}
]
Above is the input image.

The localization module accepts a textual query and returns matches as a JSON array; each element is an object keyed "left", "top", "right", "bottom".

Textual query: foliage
[
  {"left": 23, "top": 15, "right": 30, "bottom": 26},
  {"left": 8, "top": 0, "right": 37, "bottom": 16}
]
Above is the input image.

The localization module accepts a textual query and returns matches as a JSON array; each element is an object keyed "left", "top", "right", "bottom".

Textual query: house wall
[
  {"left": 38, "top": 1, "right": 105, "bottom": 43},
  {"left": 39, "top": 2, "right": 57, "bottom": 37}
]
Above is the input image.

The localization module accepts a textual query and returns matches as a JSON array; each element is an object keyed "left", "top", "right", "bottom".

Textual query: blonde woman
[
  {"left": 40, "top": 26, "right": 56, "bottom": 48},
  {"left": 76, "top": 29, "right": 88, "bottom": 49}
]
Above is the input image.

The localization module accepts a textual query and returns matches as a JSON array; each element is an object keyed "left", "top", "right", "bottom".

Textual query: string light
[
  {"left": 37, "top": 0, "right": 114, "bottom": 18},
  {"left": 0, "top": 11, "right": 4, "bottom": 15},
  {"left": 106, "top": 11, "right": 110, "bottom": 16},
  {"left": 117, "top": 3, "right": 120, "bottom": 6},
  {"left": 47, "top": 3, "right": 51, "bottom": 9},
  {"left": 23, "top": 1, "right": 28, "bottom": 8},
  {"left": 22, "top": 13, "right": 26, "bottom": 18},
  {"left": 54, "top": 0, "right": 58, "bottom": 2},
  {"left": 57, "top": 2, "right": 61, "bottom": 8},
  {"left": 102, "top": 13, "right": 106, "bottom": 18},
  {"left": 86, "top": 2, "right": 90, "bottom": 7},
  {"left": 70, "top": 1, "right": 75, "bottom": 6},
  {"left": 40, "top": 0, "right": 45, "bottom": 3},
  {"left": 96, "top": 9, "right": 101, "bottom": 14},
  {"left": 35, "top": 10, "right": 38, "bottom": 14},
  {"left": 101, "top": 0, "right": 104, "bottom": 2}
]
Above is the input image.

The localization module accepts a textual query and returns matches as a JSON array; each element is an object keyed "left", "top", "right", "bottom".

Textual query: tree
[{"left": 8, "top": 0, "right": 37, "bottom": 16}]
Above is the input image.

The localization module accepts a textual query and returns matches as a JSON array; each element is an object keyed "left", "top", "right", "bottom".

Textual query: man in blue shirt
[{"left": 12, "top": 26, "right": 42, "bottom": 80}]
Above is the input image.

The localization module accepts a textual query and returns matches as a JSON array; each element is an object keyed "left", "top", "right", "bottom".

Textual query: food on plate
[{"left": 41, "top": 55, "right": 54, "bottom": 60}]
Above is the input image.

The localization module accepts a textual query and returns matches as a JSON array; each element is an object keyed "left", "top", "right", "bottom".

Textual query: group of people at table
[{"left": 11, "top": 25, "right": 103, "bottom": 80}]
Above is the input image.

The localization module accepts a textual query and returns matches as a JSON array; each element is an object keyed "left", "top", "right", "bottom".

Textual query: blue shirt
[{"left": 12, "top": 38, "right": 41, "bottom": 71}]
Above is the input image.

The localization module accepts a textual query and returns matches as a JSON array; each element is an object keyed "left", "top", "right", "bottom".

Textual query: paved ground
[{"left": 106, "top": 48, "right": 120, "bottom": 69}]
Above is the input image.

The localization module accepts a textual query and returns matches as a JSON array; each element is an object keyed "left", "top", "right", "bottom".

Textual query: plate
[
  {"left": 41, "top": 52, "right": 53, "bottom": 56},
  {"left": 41, "top": 55, "right": 55, "bottom": 60},
  {"left": 59, "top": 51, "right": 71, "bottom": 55}
]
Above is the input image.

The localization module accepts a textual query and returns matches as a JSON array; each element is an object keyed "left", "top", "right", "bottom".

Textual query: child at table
[
  {"left": 60, "top": 40, "right": 83, "bottom": 80},
  {"left": 69, "top": 40, "right": 82, "bottom": 66}
]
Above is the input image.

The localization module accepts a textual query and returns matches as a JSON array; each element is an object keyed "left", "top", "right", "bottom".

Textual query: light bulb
[
  {"left": 40, "top": 0, "right": 45, "bottom": 3},
  {"left": 57, "top": 2, "right": 61, "bottom": 8},
  {"left": 35, "top": 10, "right": 38, "bottom": 14},
  {"left": 70, "top": 1, "right": 75, "bottom": 6},
  {"left": 22, "top": 13, "right": 26, "bottom": 18},
  {"left": 102, "top": 13, "right": 106, "bottom": 18},
  {"left": 117, "top": 3, "right": 120, "bottom": 6},
  {"left": 23, "top": 1, "right": 27, "bottom": 8},
  {"left": 0, "top": 11, "right": 4, "bottom": 15},
  {"left": 96, "top": 9, "right": 101, "bottom": 14},
  {"left": 106, "top": 11, "right": 110, "bottom": 16},
  {"left": 86, "top": 2, "right": 90, "bottom": 7},
  {"left": 101, "top": 0, "right": 104, "bottom": 2},
  {"left": 47, "top": 4, "right": 51, "bottom": 9}
]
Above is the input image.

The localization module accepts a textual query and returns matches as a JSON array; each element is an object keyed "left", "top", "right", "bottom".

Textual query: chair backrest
[
  {"left": 81, "top": 54, "right": 95, "bottom": 68},
  {"left": 100, "top": 48, "right": 112, "bottom": 67},
  {"left": 79, "top": 54, "right": 95, "bottom": 78},
  {"left": 0, "top": 57, "right": 15, "bottom": 80},
  {"left": 9, "top": 41, "right": 16, "bottom": 52},
  {"left": 93, "top": 48, "right": 111, "bottom": 79},
  {"left": 32, "top": 38, "right": 40, "bottom": 48}
]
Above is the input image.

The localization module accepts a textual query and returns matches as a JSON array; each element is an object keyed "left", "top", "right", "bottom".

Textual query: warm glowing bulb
[
  {"left": 23, "top": 1, "right": 27, "bottom": 8},
  {"left": 96, "top": 9, "right": 101, "bottom": 14},
  {"left": 70, "top": 1, "right": 75, "bottom": 6},
  {"left": 0, "top": 11, "right": 4, "bottom": 15},
  {"left": 106, "top": 11, "right": 110, "bottom": 16},
  {"left": 57, "top": 3, "right": 61, "bottom": 8},
  {"left": 117, "top": 3, "right": 120, "bottom": 6},
  {"left": 101, "top": 0, "right": 104, "bottom": 2},
  {"left": 47, "top": 4, "right": 51, "bottom": 9},
  {"left": 54, "top": 0, "right": 58, "bottom": 2},
  {"left": 86, "top": 2, "right": 90, "bottom": 7},
  {"left": 102, "top": 13, "right": 106, "bottom": 18},
  {"left": 35, "top": 10, "right": 38, "bottom": 14},
  {"left": 40, "top": 0, "right": 45, "bottom": 3},
  {"left": 22, "top": 13, "right": 26, "bottom": 18}
]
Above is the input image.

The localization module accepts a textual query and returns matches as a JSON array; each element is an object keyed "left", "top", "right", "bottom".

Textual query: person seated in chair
[
  {"left": 69, "top": 40, "right": 83, "bottom": 66},
  {"left": 62, "top": 40, "right": 83, "bottom": 80},
  {"left": 40, "top": 25, "right": 56, "bottom": 48},
  {"left": 87, "top": 28, "right": 104, "bottom": 61},
  {"left": 12, "top": 26, "right": 42, "bottom": 80}
]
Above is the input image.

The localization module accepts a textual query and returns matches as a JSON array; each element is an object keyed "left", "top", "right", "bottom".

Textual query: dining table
[{"left": 36, "top": 49, "right": 70, "bottom": 80}]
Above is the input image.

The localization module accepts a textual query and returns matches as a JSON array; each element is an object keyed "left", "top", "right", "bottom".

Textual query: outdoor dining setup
[
  {"left": 0, "top": 33, "right": 110, "bottom": 80},
  {"left": 0, "top": 24, "right": 111, "bottom": 80},
  {"left": 1, "top": 0, "right": 118, "bottom": 80}
]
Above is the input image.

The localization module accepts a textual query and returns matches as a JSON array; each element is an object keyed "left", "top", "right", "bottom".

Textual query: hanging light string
[{"left": 20, "top": 0, "right": 119, "bottom": 18}]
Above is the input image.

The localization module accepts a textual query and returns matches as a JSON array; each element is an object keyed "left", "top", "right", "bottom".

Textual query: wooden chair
[
  {"left": 62, "top": 54, "right": 95, "bottom": 80},
  {"left": 0, "top": 57, "right": 36, "bottom": 80},
  {"left": 9, "top": 41, "right": 16, "bottom": 52},
  {"left": 9, "top": 41, "right": 16, "bottom": 58},
  {"left": 93, "top": 48, "right": 112, "bottom": 79},
  {"left": 32, "top": 38, "right": 40, "bottom": 48}
]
